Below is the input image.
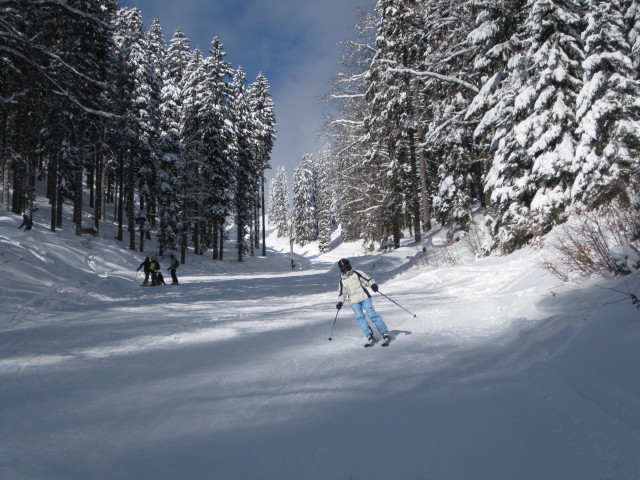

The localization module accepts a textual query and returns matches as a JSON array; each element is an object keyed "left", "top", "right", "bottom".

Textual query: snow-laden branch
[
  {"left": 1, "top": 89, "right": 26, "bottom": 104},
  {"left": 327, "top": 93, "right": 366, "bottom": 101},
  {"left": 32, "top": 43, "right": 111, "bottom": 89},
  {"left": 378, "top": 59, "right": 479, "bottom": 94},
  {"left": 340, "top": 39, "right": 377, "bottom": 55},
  {"left": 326, "top": 119, "right": 364, "bottom": 130},
  {"left": 4, "top": 0, "right": 114, "bottom": 28}
]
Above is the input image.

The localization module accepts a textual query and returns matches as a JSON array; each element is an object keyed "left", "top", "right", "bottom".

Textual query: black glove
[
  {"left": 336, "top": 302, "right": 343, "bottom": 310},
  {"left": 371, "top": 283, "right": 378, "bottom": 292}
]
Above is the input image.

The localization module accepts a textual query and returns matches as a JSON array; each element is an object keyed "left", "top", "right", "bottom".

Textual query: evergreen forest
[
  {"left": 1, "top": 1, "right": 276, "bottom": 262},
  {"left": 274, "top": 0, "right": 640, "bottom": 255}
]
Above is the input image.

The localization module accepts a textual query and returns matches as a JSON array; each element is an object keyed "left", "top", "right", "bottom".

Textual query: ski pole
[
  {"left": 328, "top": 309, "right": 340, "bottom": 341},
  {"left": 377, "top": 291, "right": 417, "bottom": 318}
]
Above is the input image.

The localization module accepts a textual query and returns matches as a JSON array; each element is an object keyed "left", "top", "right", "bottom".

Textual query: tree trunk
[
  {"left": 219, "top": 225, "right": 224, "bottom": 260},
  {"left": 56, "top": 182, "right": 63, "bottom": 229},
  {"left": 74, "top": 147, "right": 83, "bottom": 235},
  {"left": 414, "top": 85, "right": 431, "bottom": 233},
  {"left": 1, "top": 110, "right": 9, "bottom": 211},
  {"left": 12, "top": 161, "right": 24, "bottom": 214},
  {"left": 404, "top": 76, "right": 421, "bottom": 244},
  {"left": 117, "top": 152, "right": 124, "bottom": 241},
  {"left": 212, "top": 219, "right": 219, "bottom": 260},
  {"left": 94, "top": 147, "right": 102, "bottom": 234},
  {"left": 127, "top": 152, "right": 135, "bottom": 251},
  {"left": 261, "top": 174, "right": 267, "bottom": 256},
  {"left": 180, "top": 233, "right": 187, "bottom": 264},
  {"left": 49, "top": 154, "right": 58, "bottom": 232},
  {"left": 237, "top": 219, "right": 244, "bottom": 262}
]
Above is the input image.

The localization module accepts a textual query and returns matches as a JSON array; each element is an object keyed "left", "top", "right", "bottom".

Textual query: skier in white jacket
[{"left": 336, "top": 258, "right": 390, "bottom": 345}]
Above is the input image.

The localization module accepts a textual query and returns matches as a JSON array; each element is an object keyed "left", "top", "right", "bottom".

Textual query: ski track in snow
[{"left": 1, "top": 211, "right": 639, "bottom": 480}]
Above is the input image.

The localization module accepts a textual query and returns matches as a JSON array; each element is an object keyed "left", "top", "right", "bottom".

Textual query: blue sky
[{"left": 119, "top": 0, "right": 377, "bottom": 184}]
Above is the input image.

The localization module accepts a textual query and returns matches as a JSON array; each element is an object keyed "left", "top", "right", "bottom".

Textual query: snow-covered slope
[{"left": 1, "top": 202, "right": 639, "bottom": 480}]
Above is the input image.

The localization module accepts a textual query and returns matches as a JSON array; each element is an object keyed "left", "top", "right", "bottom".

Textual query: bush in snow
[
  {"left": 610, "top": 245, "right": 640, "bottom": 276},
  {"left": 543, "top": 200, "right": 640, "bottom": 281}
]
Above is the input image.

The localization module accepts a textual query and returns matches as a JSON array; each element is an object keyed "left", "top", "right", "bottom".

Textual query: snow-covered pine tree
[
  {"left": 315, "top": 147, "right": 335, "bottom": 253},
  {"left": 249, "top": 73, "right": 276, "bottom": 256},
  {"left": 181, "top": 49, "right": 210, "bottom": 256},
  {"left": 135, "top": 16, "right": 164, "bottom": 252},
  {"left": 324, "top": 8, "right": 378, "bottom": 243},
  {"left": 572, "top": 0, "right": 640, "bottom": 208},
  {"left": 418, "top": 0, "right": 480, "bottom": 234},
  {"left": 625, "top": 0, "right": 640, "bottom": 73},
  {"left": 164, "top": 29, "right": 191, "bottom": 260},
  {"left": 268, "top": 166, "right": 290, "bottom": 238},
  {"left": 157, "top": 29, "right": 189, "bottom": 256},
  {"left": 165, "top": 29, "right": 191, "bottom": 88},
  {"left": 366, "top": 0, "right": 425, "bottom": 247},
  {"left": 291, "top": 154, "right": 318, "bottom": 246},
  {"left": 481, "top": 0, "right": 585, "bottom": 251},
  {"left": 204, "top": 37, "right": 236, "bottom": 260},
  {"left": 4, "top": 0, "right": 117, "bottom": 230},
  {"left": 229, "top": 68, "right": 257, "bottom": 262},
  {"left": 112, "top": 6, "right": 158, "bottom": 251}
]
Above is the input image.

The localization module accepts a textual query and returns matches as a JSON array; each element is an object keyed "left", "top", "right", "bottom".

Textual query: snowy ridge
[{"left": 1, "top": 203, "right": 639, "bottom": 480}]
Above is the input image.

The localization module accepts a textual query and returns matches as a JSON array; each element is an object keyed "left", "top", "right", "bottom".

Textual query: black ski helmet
[{"left": 338, "top": 258, "right": 351, "bottom": 271}]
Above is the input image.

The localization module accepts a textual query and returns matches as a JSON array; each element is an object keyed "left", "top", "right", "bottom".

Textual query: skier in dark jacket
[
  {"left": 168, "top": 254, "right": 179, "bottom": 284},
  {"left": 137, "top": 257, "right": 151, "bottom": 285},
  {"left": 18, "top": 213, "right": 33, "bottom": 231}
]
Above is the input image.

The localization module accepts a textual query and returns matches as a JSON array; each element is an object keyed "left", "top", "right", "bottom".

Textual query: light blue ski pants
[{"left": 351, "top": 297, "right": 388, "bottom": 337}]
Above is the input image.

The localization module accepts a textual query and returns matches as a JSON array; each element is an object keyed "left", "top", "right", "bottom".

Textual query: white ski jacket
[{"left": 338, "top": 269, "right": 375, "bottom": 304}]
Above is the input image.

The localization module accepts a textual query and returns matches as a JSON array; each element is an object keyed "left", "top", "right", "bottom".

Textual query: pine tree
[
  {"left": 134, "top": 16, "right": 165, "bottom": 252},
  {"left": 112, "top": 6, "right": 157, "bottom": 250},
  {"left": 572, "top": 0, "right": 640, "bottom": 207},
  {"left": 324, "top": 8, "right": 378, "bottom": 242},
  {"left": 156, "top": 29, "right": 188, "bottom": 255},
  {"left": 180, "top": 49, "right": 209, "bottom": 255},
  {"left": 163, "top": 29, "right": 191, "bottom": 260},
  {"left": 366, "top": 0, "right": 425, "bottom": 247},
  {"left": 230, "top": 68, "right": 257, "bottom": 261},
  {"left": 203, "top": 37, "right": 236, "bottom": 260},
  {"left": 419, "top": 0, "right": 481, "bottom": 234},
  {"left": 268, "top": 166, "right": 290, "bottom": 238},
  {"left": 481, "top": 0, "right": 585, "bottom": 251},
  {"left": 315, "top": 148, "right": 335, "bottom": 253},
  {"left": 249, "top": 73, "right": 276, "bottom": 256},
  {"left": 291, "top": 154, "right": 318, "bottom": 246}
]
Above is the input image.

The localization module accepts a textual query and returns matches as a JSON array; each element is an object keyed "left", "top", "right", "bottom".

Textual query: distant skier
[
  {"left": 291, "top": 258, "right": 296, "bottom": 270},
  {"left": 155, "top": 271, "right": 166, "bottom": 285},
  {"left": 335, "top": 258, "right": 391, "bottom": 346},
  {"left": 168, "top": 254, "right": 179, "bottom": 284},
  {"left": 18, "top": 213, "right": 32, "bottom": 231},
  {"left": 149, "top": 257, "right": 161, "bottom": 286},
  {"left": 137, "top": 257, "right": 151, "bottom": 285}
]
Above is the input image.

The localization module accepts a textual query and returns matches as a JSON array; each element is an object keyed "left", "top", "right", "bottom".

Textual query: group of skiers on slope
[
  {"left": 137, "top": 254, "right": 179, "bottom": 286},
  {"left": 134, "top": 253, "right": 392, "bottom": 345}
]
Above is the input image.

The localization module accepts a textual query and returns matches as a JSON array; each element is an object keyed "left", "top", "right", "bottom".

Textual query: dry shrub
[{"left": 543, "top": 201, "right": 640, "bottom": 281}]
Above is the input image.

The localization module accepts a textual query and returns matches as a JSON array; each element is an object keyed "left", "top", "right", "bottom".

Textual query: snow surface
[{"left": 1, "top": 200, "right": 639, "bottom": 480}]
